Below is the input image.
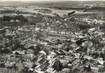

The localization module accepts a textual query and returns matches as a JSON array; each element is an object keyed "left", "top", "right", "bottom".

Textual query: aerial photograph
[{"left": 0, "top": 0, "right": 105, "bottom": 73}]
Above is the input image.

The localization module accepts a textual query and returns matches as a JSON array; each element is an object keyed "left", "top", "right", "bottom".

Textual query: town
[{"left": 0, "top": 1, "right": 105, "bottom": 73}]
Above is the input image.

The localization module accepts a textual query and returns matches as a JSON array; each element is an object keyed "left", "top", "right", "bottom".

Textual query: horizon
[{"left": 0, "top": 0, "right": 105, "bottom": 2}]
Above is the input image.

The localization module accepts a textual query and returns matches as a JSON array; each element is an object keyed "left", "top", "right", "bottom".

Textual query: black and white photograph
[{"left": 0, "top": 0, "right": 105, "bottom": 73}]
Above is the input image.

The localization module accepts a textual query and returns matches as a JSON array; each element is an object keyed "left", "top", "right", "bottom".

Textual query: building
[{"left": 0, "top": 15, "right": 28, "bottom": 26}]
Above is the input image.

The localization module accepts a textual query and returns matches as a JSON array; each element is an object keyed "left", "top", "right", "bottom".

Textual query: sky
[{"left": 0, "top": 0, "right": 105, "bottom": 1}]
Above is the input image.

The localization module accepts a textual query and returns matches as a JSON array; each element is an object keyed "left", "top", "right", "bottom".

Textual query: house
[{"left": 0, "top": 15, "right": 28, "bottom": 26}]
